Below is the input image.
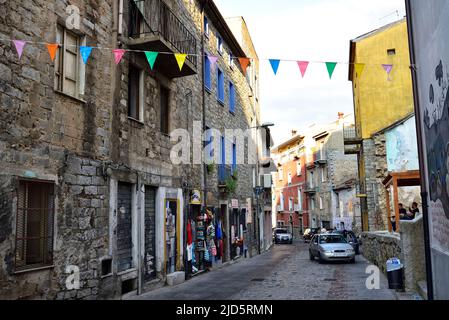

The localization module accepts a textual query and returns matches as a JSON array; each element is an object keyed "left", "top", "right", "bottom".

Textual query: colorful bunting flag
[
  {"left": 297, "top": 61, "right": 309, "bottom": 78},
  {"left": 46, "top": 44, "right": 59, "bottom": 62},
  {"left": 325, "top": 62, "right": 338, "bottom": 79},
  {"left": 80, "top": 46, "right": 93, "bottom": 64},
  {"left": 207, "top": 55, "right": 219, "bottom": 69},
  {"left": 113, "top": 49, "right": 126, "bottom": 65},
  {"left": 175, "top": 53, "right": 188, "bottom": 71},
  {"left": 13, "top": 40, "right": 27, "bottom": 59},
  {"left": 145, "top": 51, "right": 159, "bottom": 70},
  {"left": 355, "top": 63, "right": 365, "bottom": 78},
  {"left": 238, "top": 57, "right": 251, "bottom": 75},
  {"left": 382, "top": 64, "right": 393, "bottom": 81},
  {"left": 269, "top": 59, "right": 281, "bottom": 75}
]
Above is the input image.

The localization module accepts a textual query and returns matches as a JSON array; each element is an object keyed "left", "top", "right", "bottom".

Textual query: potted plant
[{"left": 206, "top": 162, "right": 216, "bottom": 174}]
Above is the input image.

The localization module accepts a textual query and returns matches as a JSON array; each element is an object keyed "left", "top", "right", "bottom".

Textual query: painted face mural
[{"left": 425, "top": 60, "right": 449, "bottom": 219}]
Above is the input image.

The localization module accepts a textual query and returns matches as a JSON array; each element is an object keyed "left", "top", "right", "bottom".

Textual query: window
[
  {"left": 204, "top": 16, "right": 209, "bottom": 37},
  {"left": 320, "top": 141, "right": 325, "bottom": 160},
  {"left": 336, "top": 192, "right": 340, "bottom": 208},
  {"left": 319, "top": 196, "right": 324, "bottom": 210},
  {"left": 278, "top": 167, "right": 284, "bottom": 181},
  {"left": 229, "top": 55, "right": 234, "bottom": 69},
  {"left": 289, "top": 198, "right": 293, "bottom": 211},
  {"left": 217, "top": 68, "right": 224, "bottom": 103},
  {"left": 229, "top": 82, "right": 235, "bottom": 114},
  {"left": 297, "top": 159, "right": 302, "bottom": 176},
  {"left": 204, "top": 126, "right": 214, "bottom": 163},
  {"left": 217, "top": 35, "right": 223, "bottom": 55},
  {"left": 387, "top": 48, "right": 396, "bottom": 56},
  {"left": 15, "top": 180, "right": 55, "bottom": 270},
  {"left": 298, "top": 188, "right": 302, "bottom": 211},
  {"left": 219, "top": 136, "right": 226, "bottom": 181},
  {"left": 55, "top": 25, "right": 84, "bottom": 98},
  {"left": 310, "top": 171, "right": 314, "bottom": 187},
  {"left": 128, "top": 65, "right": 144, "bottom": 121},
  {"left": 321, "top": 167, "right": 327, "bottom": 182},
  {"left": 310, "top": 197, "right": 315, "bottom": 210},
  {"left": 287, "top": 172, "right": 292, "bottom": 185},
  {"left": 232, "top": 142, "right": 237, "bottom": 174},
  {"left": 280, "top": 192, "right": 285, "bottom": 211},
  {"left": 160, "top": 86, "right": 170, "bottom": 134},
  {"left": 204, "top": 54, "right": 211, "bottom": 90}
]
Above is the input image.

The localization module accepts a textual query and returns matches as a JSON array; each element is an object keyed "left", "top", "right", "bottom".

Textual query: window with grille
[
  {"left": 55, "top": 25, "right": 84, "bottom": 98},
  {"left": 128, "top": 64, "right": 144, "bottom": 122},
  {"left": 15, "top": 180, "right": 55, "bottom": 271}
]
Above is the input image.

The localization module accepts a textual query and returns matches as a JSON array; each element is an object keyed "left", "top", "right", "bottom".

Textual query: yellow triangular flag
[
  {"left": 174, "top": 53, "right": 188, "bottom": 71},
  {"left": 355, "top": 63, "right": 365, "bottom": 78}
]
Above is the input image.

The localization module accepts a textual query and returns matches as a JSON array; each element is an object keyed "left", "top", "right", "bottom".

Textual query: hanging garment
[
  {"left": 231, "top": 225, "right": 235, "bottom": 242},
  {"left": 187, "top": 220, "right": 193, "bottom": 245},
  {"left": 210, "top": 239, "right": 217, "bottom": 256},
  {"left": 240, "top": 224, "right": 244, "bottom": 241},
  {"left": 216, "top": 220, "right": 222, "bottom": 240},
  {"left": 187, "top": 244, "right": 193, "bottom": 261},
  {"left": 204, "top": 242, "right": 210, "bottom": 261},
  {"left": 219, "top": 239, "right": 224, "bottom": 259}
]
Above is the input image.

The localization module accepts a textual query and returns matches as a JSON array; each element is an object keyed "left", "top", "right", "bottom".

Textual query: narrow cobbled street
[{"left": 132, "top": 242, "right": 397, "bottom": 300}]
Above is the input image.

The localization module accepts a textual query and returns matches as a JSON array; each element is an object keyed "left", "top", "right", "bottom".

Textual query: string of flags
[{"left": 8, "top": 38, "right": 399, "bottom": 80}]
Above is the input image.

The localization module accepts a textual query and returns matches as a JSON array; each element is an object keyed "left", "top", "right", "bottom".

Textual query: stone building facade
[{"left": 0, "top": 0, "right": 263, "bottom": 299}]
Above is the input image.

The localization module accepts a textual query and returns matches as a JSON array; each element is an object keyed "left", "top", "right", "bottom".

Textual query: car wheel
[
  {"left": 309, "top": 250, "right": 314, "bottom": 260},
  {"left": 350, "top": 257, "right": 356, "bottom": 264},
  {"left": 355, "top": 247, "right": 360, "bottom": 255},
  {"left": 318, "top": 253, "right": 324, "bottom": 264},
  {"left": 290, "top": 240, "right": 293, "bottom": 244}
]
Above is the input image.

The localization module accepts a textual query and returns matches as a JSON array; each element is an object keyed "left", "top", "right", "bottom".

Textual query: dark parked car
[
  {"left": 273, "top": 228, "right": 293, "bottom": 244},
  {"left": 303, "top": 228, "right": 320, "bottom": 243},
  {"left": 333, "top": 230, "right": 360, "bottom": 254}
]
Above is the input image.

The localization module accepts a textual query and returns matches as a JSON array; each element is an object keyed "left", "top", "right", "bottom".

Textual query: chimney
[
  {"left": 291, "top": 130, "right": 297, "bottom": 136},
  {"left": 338, "top": 112, "right": 344, "bottom": 120}
]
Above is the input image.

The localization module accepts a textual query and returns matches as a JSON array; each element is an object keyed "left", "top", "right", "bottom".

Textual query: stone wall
[
  {"left": 400, "top": 215, "right": 426, "bottom": 292},
  {"left": 362, "top": 231, "right": 402, "bottom": 274}
]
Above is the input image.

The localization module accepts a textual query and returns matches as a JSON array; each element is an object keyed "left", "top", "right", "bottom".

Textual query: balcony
[
  {"left": 343, "top": 125, "right": 362, "bottom": 155},
  {"left": 218, "top": 165, "right": 233, "bottom": 186},
  {"left": 304, "top": 183, "right": 317, "bottom": 194},
  {"left": 127, "top": 0, "right": 197, "bottom": 78},
  {"left": 314, "top": 153, "right": 328, "bottom": 166}
]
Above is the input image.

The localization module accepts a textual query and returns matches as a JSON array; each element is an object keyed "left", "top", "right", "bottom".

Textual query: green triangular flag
[
  {"left": 325, "top": 62, "right": 338, "bottom": 79},
  {"left": 145, "top": 51, "right": 158, "bottom": 70}
]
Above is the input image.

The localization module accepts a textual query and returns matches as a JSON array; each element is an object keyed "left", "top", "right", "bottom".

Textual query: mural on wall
[
  {"left": 425, "top": 60, "right": 449, "bottom": 218},
  {"left": 386, "top": 117, "right": 419, "bottom": 172}
]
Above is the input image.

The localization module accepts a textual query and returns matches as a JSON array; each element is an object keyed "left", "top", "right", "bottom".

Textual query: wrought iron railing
[
  {"left": 129, "top": 0, "right": 197, "bottom": 67},
  {"left": 343, "top": 124, "right": 361, "bottom": 141}
]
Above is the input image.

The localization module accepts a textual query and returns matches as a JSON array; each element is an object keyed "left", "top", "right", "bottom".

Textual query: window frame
[
  {"left": 55, "top": 25, "right": 85, "bottom": 99},
  {"left": 15, "top": 179, "right": 55, "bottom": 272},
  {"left": 204, "top": 16, "right": 209, "bottom": 38},
  {"left": 204, "top": 53, "right": 212, "bottom": 91},
  {"left": 160, "top": 85, "right": 170, "bottom": 135},
  {"left": 217, "top": 67, "right": 225, "bottom": 104},
  {"left": 128, "top": 64, "right": 145, "bottom": 123},
  {"left": 217, "top": 35, "right": 223, "bottom": 55},
  {"left": 229, "top": 81, "right": 235, "bottom": 114}
]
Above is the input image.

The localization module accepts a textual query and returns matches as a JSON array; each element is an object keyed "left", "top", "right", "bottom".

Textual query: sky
[{"left": 214, "top": 0, "right": 406, "bottom": 145}]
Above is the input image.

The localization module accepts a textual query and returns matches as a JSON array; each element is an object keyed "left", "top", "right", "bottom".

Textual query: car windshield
[
  {"left": 319, "top": 235, "right": 347, "bottom": 244},
  {"left": 276, "top": 229, "right": 288, "bottom": 234}
]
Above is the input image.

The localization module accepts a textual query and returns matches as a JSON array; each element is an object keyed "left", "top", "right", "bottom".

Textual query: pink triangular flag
[
  {"left": 13, "top": 40, "right": 26, "bottom": 59},
  {"left": 113, "top": 49, "right": 126, "bottom": 65},
  {"left": 382, "top": 64, "right": 393, "bottom": 81},
  {"left": 207, "top": 55, "right": 219, "bottom": 68},
  {"left": 297, "top": 61, "right": 309, "bottom": 78}
]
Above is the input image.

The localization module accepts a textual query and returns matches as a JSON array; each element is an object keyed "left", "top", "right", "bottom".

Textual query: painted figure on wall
[{"left": 425, "top": 60, "right": 449, "bottom": 219}]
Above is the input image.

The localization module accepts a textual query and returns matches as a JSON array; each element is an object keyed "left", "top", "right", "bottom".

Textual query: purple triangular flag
[
  {"left": 207, "top": 55, "right": 218, "bottom": 68},
  {"left": 382, "top": 64, "right": 393, "bottom": 80},
  {"left": 13, "top": 40, "right": 27, "bottom": 59}
]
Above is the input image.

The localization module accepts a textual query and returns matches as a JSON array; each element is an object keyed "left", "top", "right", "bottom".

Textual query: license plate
[{"left": 335, "top": 253, "right": 347, "bottom": 257}]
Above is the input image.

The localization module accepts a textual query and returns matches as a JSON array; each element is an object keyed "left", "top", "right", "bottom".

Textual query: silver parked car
[
  {"left": 309, "top": 233, "right": 355, "bottom": 263},
  {"left": 273, "top": 228, "right": 293, "bottom": 244}
]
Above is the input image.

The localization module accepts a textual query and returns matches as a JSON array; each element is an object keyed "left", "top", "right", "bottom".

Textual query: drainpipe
[
  {"left": 201, "top": 1, "right": 207, "bottom": 206},
  {"left": 405, "top": 0, "right": 434, "bottom": 300}
]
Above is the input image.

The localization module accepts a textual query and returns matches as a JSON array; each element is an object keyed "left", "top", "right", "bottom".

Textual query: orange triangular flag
[
  {"left": 238, "top": 57, "right": 250, "bottom": 75},
  {"left": 46, "top": 43, "right": 59, "bottom": 62}
]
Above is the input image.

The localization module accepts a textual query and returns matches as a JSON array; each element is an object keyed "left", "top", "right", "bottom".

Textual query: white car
[
  {"left": 273, "top": 228, "right": 293, "bottom": 244},
  {"left": 309, "top": 233, "right": 355, "bottom": 263}
]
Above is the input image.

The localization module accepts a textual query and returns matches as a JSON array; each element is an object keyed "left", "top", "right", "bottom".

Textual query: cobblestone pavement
[{"left": 131, "top": 242, "right": 397, "bottom": 300}]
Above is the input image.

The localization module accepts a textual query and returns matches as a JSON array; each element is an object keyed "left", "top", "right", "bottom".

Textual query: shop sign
[
  {"left": 231, "top": 199, "right": 239, "bottom": 209},
  {"left": 190, "top": 189, "right": 201, "bottom": 205}
]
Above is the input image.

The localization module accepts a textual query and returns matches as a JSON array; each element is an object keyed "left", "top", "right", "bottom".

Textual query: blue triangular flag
[
  {"left": 269, "top": 59, "right": 281, "bottom": 75},
  {"left": 80, "top": 46, "right": 93, "bottom": 64}
]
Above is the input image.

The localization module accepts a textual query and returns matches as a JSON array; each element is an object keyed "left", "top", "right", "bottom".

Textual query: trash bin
[{"left": 386, "top": 258, "right": 404, "bottom": 290}]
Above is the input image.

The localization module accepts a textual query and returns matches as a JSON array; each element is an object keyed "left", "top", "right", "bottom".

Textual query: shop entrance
[
  {"left": 165, "top": 199, "right": 178, "bottom": 274},
  {"left": 220, "top": 204, "right": 228, "bottom": 262},
  {"left": 144, "top": 187, "right": 156, "bottom": 281}
]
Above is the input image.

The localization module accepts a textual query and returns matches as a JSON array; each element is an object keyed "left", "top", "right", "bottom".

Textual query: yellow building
[
  {"left": 346, "top": 19, "right": 415, "bottom": 231},
  {"left": 349, "top": 18, "right": 414, "bottom": 139}
]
